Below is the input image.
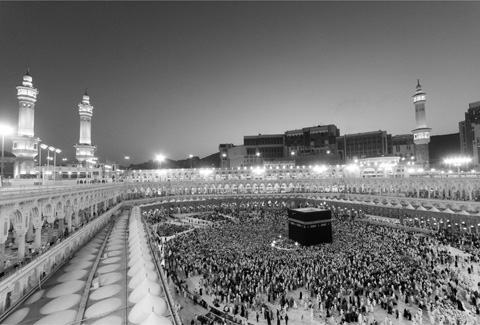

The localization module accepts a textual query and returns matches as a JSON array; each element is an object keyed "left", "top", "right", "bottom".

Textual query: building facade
[
  {"left": 244, "top": 134, "right": 286, "bottom": 160},
  {"left": 222, "top": 145, "right": 264, "bottom": 169},
  {"left": 337, "top": 130, "right": 391, "bottom": 163},
  {"left": 459, "top": 101, "right": 480, "bottom": 168},
  {"left": 391, "top": 134, "right": 415, "bottom": 160},
  {"left": 285, "top": 125, "right": 340, "bottom": 157},
  {"left": 219, "top": 144, "right": 234, "bottom": 168},
  {"left": 429, "top": 133, "right": 461, "bottom": 168}
]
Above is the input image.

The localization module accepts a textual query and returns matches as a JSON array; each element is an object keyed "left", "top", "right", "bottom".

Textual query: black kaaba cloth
[{"left": 288, "top": 208, "right": 332, "bottom": 246}]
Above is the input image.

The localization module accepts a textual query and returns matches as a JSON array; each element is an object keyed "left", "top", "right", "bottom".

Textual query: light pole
[
  {"left": 40, "top": 144, "right": 48, "bottom": 182},
  {"left": 189, "top": 154, "right": 193, "bottom": 169},
  {"left": 37, "top": 143, "right": 42, "bottom": 179},
  {"left": 0, "top": 124, "right": 13, "bottom": 182},
  {"left": 48, "top": 146, "right": 55, "bottom": 180},
  {"left": 444, "top": 157, "right": 472, "bottom": 174},
  {"left": 54, "top": 148, "right": 61, "bottom": 180},
  {"left": 156, "top": 154, "right": 165, "bottom": 170}
]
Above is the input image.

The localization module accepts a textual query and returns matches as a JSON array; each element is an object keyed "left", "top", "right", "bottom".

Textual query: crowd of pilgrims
[
  {"left": 190, "top": 214, "right": 231, "bottom": 223},
  {"left": 154, "top": 223, "right": 192, "bottom": 237},
  {"left": 164, "top": 207, "right": 480, "bottom": 325}
]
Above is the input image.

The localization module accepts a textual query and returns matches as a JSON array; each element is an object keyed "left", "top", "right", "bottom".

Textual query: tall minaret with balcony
[
  {"left": 11, "top": 69, "right": 41, "bottom": 178},
  {"left": 411, "top": 80, "right": 431, "bottom": 169},
  {"left": 74, "top": 90, "right": 97, "bottom": 163}
]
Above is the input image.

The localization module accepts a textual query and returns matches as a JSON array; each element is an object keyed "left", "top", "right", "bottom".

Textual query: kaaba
[{"left": 288, "top": 208, "right": 332, "bottom": 246}]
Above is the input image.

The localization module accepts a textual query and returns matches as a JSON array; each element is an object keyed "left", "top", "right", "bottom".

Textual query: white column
[
  {"left": 16, "top": 231, "right": 26, "bottom": 260},
  {"left": 34, "top": 226, "right": 42, "bottom": 249}
]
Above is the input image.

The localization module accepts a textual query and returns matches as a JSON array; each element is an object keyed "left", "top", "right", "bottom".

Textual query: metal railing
[
  {"left": 0, "top": 183, "right": 124, "bottom": 203},
  {"left": 143, "top": 216, "right": 182, "bottom": 325}
]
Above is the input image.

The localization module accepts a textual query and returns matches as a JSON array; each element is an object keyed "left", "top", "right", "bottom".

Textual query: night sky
[{"left": 0, "top": 2, "right": 479, "bottom": 164}]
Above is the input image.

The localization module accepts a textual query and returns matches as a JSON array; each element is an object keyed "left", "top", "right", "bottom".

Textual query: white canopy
[
  {"left": 128, "top": 293, "right": 167, "bottom": 324},
  {"left": 140, "top": 314, "right": 172, "bottom": 325},
  {"left": 405, "top": 204, "right": 415, "bottom": 210},
  {"left": 129, "top": 277, "right": 162, "bottom": 304},
  {"left": 128, "top": 269, "right": 158, "bottom": 289}
]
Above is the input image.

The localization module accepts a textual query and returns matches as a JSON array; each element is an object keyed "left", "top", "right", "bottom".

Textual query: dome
[
  {"left": 22, "top": 69, "right": 33, "bottom": 86},
  {"left": 82, "top": 88, "right": 91, "bottom": 105}
]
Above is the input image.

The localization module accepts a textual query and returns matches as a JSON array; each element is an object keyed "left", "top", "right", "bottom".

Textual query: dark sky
[{"left": 0, "top": 2, "right": 479, "bottom": 164}]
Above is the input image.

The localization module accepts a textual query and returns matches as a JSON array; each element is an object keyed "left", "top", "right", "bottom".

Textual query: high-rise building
[
  {"left": 429, "top": 133, "right": 461, "bottom": 168},
  {"left": 391, "top": 134, "right": 415, "bottom": 159},
  {"left": 11, "top": 69, "right": 41, "bottom": 178},
  {"left": 244, "top": 134, "right": 286, "bottom": 160},
  {"left": 459, "top": 101, "right": 480, "bottom": 168},
  {"left": 219, "top": 143, "right": 234, "bottom": 168},
  {"left": 337, "top": 130, "right": 390, "bottom": 162},
  {"left": 285, "top": 124, "right": 340, "bottom": 157},
  {"left": 74, "top": 90, "right": 97, "bottom": 163},
  {"left": 411, "top": 80, "right": 431, "bottom": 168}
]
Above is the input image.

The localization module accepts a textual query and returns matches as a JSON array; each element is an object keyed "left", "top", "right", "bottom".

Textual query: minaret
[
  {"left": 411, "top": 80, "right": 431, "bottom": 169},
  {"left": 74, "top": 89, "right": 97, "bottom": 163},
  {"left": 11, "top": 69, "right": 41, "bottom": 178}
]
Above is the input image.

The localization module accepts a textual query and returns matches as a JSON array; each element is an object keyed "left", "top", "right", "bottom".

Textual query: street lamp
[
  {"left": 444, "top": 157, "right": 472, "bottom": 173},
  {"left": 48, "top": 146, "right": 55, "bottom": 180},
  {"left": 156, "top": 154, "right": 165, "bottom": 170},
  {"left": 189, "top": 154, "right": 193, "bottom": 168},
  {"left": 40, "top": 144, "right": 48, "bottom": 182},
  {"left": 53, "top": 148, "right": 61, "bottom": 180},
  {"left": 0, "top": 124, "right": 13, "bottom": 182}
]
